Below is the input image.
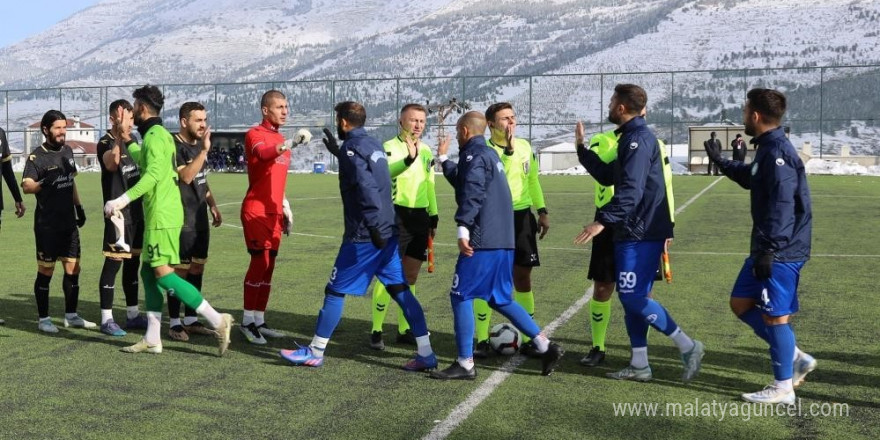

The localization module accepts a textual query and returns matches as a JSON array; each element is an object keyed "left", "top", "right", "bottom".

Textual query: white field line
[{"left": 422, "top": 287, "right": 593, "bottom": 440}]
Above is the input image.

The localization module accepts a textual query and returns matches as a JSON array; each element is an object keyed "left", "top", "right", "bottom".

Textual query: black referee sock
[
  {"left": 167, "top": 291, "right": 182, "bottom": 320},
  {"left": 63, "top": 273, "right": 80, "bottom": 314},
  {"left": 34, "top": 273, "right": 52, "bottom": 318},
  {"left": 122, "top": 256, "right": 140, "bottom": 308},
  {"left": 99, "top": 259, "right": 122, "bottom": 310},
  {"left": 184, "top": 273, "right": 203, "bottom": 317}
]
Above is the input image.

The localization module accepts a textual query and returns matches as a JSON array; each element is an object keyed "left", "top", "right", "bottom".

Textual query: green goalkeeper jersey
[
  {"left": 488, "top": 137, "right": 546, "bottom": 211},
  {"left": 385, "top": 135, "right": 438, "bottom": 216},
  {"left": 124, "top": 119, "right": 184, "bottom": 230}
]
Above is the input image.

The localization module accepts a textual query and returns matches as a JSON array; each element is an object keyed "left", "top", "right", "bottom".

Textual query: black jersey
[
  {"left": 97, "top": 132, "right": 143, "bottom": 224},
  {"left": 23, "top": 144, "right": 78, "bottom": 230},
  {"left": 174, "top": 134, "right": 209, "bottom": 231}
]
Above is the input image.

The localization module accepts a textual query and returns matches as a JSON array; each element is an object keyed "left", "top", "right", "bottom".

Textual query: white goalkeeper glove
[
  {"left": 293, "top": 128, "right": 312, "bottom": 146},
  {"left": 103, "top": 193, "right": 131, "bottom": 217},
  {"left": 109, "top": 211, "right": 130, "bottom": 253},
  {"left": 282, "top": 198, "right": 293, "bottom": 236}
]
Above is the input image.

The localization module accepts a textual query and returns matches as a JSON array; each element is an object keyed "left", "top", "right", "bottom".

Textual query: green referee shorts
[{"left": 143, "top": 228, "right": 181, "bottom": 268}]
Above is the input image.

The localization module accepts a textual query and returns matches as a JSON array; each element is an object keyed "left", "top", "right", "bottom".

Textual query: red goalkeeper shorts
[{"left": 241, "top": 211, "right": 283, "bottom": 251}]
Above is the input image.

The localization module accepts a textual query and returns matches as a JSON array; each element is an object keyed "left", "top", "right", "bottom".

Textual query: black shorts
[
  {"left": 178, "top": 228, "right": 210, "bottom": 267},
  {"left": 513, "top": 208, "right": 540, "bottom": 267},
  {"left": 587, "top": 224, "right": 615, "bottom": 283},
  {"left": 35, "top": 227, "right": 81, "bottom": 267},
  {"left": 103, "top": 219, "right": 144, "bottom": 258},
  {"left": 395, "top": 205, "right": 430, "bottom": 261}
]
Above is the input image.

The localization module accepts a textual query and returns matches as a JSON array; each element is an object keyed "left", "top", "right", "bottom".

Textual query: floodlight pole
[{"left": 428, "top": 98, "right": 470, "bottom": 139}]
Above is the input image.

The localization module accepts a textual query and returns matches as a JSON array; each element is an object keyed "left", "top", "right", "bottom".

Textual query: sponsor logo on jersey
[
  {"left": 370, "top": 150, "right": 386, "bottom": 164},
  {"left": 776, "top": 158, "right": 785, "bottom": 166},
  {"left": 630, "top": 142, "right": 638, "bottom": 150}
]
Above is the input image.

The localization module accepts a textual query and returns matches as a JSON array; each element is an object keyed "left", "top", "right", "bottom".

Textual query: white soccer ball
[{"left": 489, "top": 323, "right": 520, "bottom": 355}]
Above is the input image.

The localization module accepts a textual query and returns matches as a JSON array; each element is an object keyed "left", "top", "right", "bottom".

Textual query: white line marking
[
  {"left": 675, "top": 176, "right": 724, "bottom": 215},
  {"left": 423, "top": 287, "right": 594, "bottom": 440}
]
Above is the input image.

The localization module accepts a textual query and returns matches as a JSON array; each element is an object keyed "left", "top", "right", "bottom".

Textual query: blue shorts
[
  {"left": 614, "top": 240, "right": 664, "bottom": 297},
  {"left": 731, "top": 257, "right": 804, "bottom": 317},
  {"left": 450, "top": 249, "right": 514, "bottom": 305},
  {"left": 326, "top": 237, "right": 406, "bottom": 296}
]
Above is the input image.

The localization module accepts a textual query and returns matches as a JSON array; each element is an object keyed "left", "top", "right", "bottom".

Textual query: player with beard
[
  {"left": 166, "top": 102, "right": 223, "bottom": 342},
  {"left": 22, "top": 110, "right": 94, "bottom": 333},
  {"left": 705, "top": 88, "right": 816, "bottom": 404},
  {"left": 103, "top": 85, "right": 233, "bottom": 355},
  {"left": 96, "top": 99, "right": 148, "bottom": 336},
  {"left": 574, "top": 84, "right": 703, "bottom": 383},
  {"left": 280, "top": 101, "right": 436, "bottom": 370}
]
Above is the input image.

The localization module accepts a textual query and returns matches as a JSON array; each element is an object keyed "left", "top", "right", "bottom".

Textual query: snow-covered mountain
[
  {"left": 2, "top": 0, "right": 880, "bottom": 158},
  {"left": 3, "top": 0, "right": 878, "bottom": 88}
]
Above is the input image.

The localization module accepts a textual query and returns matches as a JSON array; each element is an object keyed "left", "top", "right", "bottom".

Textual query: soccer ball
[{"left": 489, "top": 323, "right": 520, "bottom": 355}]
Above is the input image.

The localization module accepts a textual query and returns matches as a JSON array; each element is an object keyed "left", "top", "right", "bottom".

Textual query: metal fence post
[
  {"left": 670, "top": 71, "right": 675, "bottom": 144},
  {"left": 819, "top": 67, "right": 824, "bottom": 158},
  {"left": 528, "top": 76, "right": 533, "bottom": 141},
  {"left": 599, "top": 73, "right": 605, "bottom": 133}
]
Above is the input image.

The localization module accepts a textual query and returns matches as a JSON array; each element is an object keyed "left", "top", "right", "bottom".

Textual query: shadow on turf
[{"left": 555, "top": 341, "right": 880, "bottom": 409}]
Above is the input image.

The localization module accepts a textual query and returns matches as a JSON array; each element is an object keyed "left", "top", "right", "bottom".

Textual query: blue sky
[{"left": 0, "top": 0, "right": 100, "bottom": 48}]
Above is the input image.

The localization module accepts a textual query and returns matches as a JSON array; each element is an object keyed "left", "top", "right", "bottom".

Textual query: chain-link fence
[{"left": 3, "top": 65, "right": 878, "bottom": 168}]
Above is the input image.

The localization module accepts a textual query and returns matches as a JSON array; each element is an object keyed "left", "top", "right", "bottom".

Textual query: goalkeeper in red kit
[{"left": 239, "top": 90, "right": 310, "bottom": 344}]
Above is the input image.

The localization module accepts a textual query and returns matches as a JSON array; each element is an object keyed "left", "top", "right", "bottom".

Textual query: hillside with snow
[{"left": 1, "top": 0, "right": 879, "bottom": 161}]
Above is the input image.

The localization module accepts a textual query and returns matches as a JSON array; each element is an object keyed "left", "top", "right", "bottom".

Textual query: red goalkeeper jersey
[{"left": 242, "top": 120, "right": 290, "bottom": 214}]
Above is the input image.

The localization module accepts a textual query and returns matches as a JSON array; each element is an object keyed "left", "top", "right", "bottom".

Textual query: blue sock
[
  {"left": 624, "top": 312, "right": 649, "bottom": 348},
  {"left": 315, "top": 292, "right": 346, "bottom": 339},
  {"left": 390, "top": 288, "right": 428, "bottom": 337},
  {"left": 620, "top": 295, "right": 679, "bottom": 336},
  {"left": 491, "top": 299, "right": 540, "bottom": 339},
  {"left": 767, "top": 323, "right": 796, "bottom": 381},
  {"left": 450, "top": 296, "right": 475, "bottom": 359},
  {"left": 738, "top": 307, "right": 770, "bottom": 344}
]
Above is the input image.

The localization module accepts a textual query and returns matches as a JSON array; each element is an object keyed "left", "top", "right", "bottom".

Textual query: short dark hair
[
  {"left": 109, "top": 99, "right": 133, "bottom": 115},
  {"left": 132, "top": 85, "right": 164, "bottom": 114},
  {"left": 746, "top": 88, "right": 786, "bottom": 123},
  {"left": 179, "top": 102, "right": 206, "bottom": 121},
  {"left": 334, "top": 101, "right": 366, "bottom": 127},
  {"left": 485, "top": 102, "right": 514, "bottom": 123},
  {"left": 613, "top": 84, "right": 647, "bottom": 114},
  {"left": 40, "top": 110, "right": 67, "bottom": 134},
  {"left": 261, "top": 90, "right": 286, "bottom": 109},
  {"left": 400, "top": 103, "right": 427, "bottom": 116}
]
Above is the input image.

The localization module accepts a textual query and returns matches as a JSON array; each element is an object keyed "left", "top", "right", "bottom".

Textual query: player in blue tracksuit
[
  {"left": 575, "top": 84, "right": 704, "bottom": 383},
  {"left": 280, "top": 101, "right": 436, "bottom": 370},
  {"left": 705, "top": 88, "right": 815, "bottom": 404},
  {"left": 430, "top": 111, "right": 563, "bottom": 380}
]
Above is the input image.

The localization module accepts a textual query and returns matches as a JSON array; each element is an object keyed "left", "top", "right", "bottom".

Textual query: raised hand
[
  {"left": 437, "top": 134, "right": 450, "bottom": 157},
  {"left": 322, "top": 128, "right": 341, "bottom": 157},
  {"left": 575, "top": 121, "right": 585, "bottom": 146}
]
